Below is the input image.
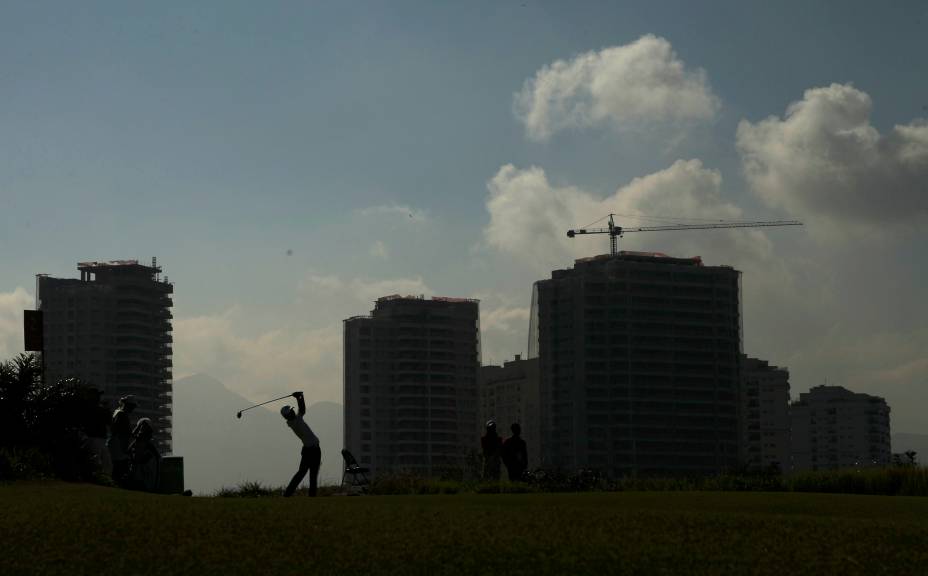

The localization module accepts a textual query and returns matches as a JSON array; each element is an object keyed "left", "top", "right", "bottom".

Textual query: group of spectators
[
  {"left": 103, "top": 395, "right": 161, "bottom": 491},
  {"left": 481, "top": 420, "right": 528, "bottom": 481}
]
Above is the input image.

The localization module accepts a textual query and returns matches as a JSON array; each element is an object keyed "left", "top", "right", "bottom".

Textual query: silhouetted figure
[
  {"left": 128, "top": 418, "right": 161, "bottom": 492},
  {"left": 282, "top": 391, "right": 321, "bottom": 497},
  {"left": 481, "top": 420, "right": 502, "bottom": 481},
  {"left": 502, "top": 422, "right": 528, "bottom": 481},
  {"left": 83, "top": 398, "right": 112, "bottom": 477},
  {"left": 107, "top": 395, "right": 136, "bottom": 486}
]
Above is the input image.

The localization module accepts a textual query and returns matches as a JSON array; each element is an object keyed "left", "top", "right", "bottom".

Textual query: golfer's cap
[
  {"left": 280, "top": 405, "right": 294, "bottom": 418},
  {"left": 485, "top": 419, "right": 496, "bottom": 428}
]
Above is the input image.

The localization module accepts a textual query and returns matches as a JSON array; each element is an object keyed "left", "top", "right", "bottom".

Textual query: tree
[
  {"left": 0, "top": 354, "right": 107, "bottom": 480},
  {"left": 0, "top": 353, "right": 42, "bottom": 447}
]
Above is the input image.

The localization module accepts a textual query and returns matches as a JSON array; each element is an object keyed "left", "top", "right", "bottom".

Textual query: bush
[
  {"left": 0, "top": 446, "right": 53, "bottom": 481},
  {"left": 785, "top": 467, "right": 928, "bottom": 496}
]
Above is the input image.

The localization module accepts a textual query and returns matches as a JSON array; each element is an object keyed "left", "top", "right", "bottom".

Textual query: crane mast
[{"left": 567, "top": 214, "right": 802, "bottom": 255}]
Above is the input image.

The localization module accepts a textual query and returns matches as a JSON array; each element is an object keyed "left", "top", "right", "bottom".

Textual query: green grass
[{"left": 2, "top": 483, "right": 928, "bottom": 575}]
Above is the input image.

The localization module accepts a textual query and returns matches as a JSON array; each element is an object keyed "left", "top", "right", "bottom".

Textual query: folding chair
[{"left": 341, "top": 449, "right": 371, "bottom": 492}]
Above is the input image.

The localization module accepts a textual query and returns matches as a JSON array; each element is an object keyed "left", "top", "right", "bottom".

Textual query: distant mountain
[
  {"left": 172, "top": 373, "right": 344, "bottom": 495},
  {"left": 892, "top": 433, "right": 928, "bottom": 465}
]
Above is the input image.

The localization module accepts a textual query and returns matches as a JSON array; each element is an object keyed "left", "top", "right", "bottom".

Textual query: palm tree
[{"left": 0, "top": 353, "right": 42, "bottom": 447}]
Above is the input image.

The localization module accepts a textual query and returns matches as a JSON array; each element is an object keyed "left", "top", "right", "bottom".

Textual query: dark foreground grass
[{"left": 2, "top": 483, "right": 928, "bottom": 576}]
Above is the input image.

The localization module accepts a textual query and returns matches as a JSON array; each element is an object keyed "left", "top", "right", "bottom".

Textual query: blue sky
[{"left": 2, "top": 1, "right": 927, "bottom": 434}]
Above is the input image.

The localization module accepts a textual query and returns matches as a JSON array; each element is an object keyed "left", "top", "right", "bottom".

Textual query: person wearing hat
[
  {"left": 107, "top": 395, "right": 137, "bottom": 486},
  {"left": 281, "top": 391, "right": 321, "bottom": 497},
  {"left": 481, "top": 419, "right": 502, "bottom": 481}
]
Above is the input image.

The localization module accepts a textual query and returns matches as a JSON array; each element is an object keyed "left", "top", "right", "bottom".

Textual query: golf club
[{"left": 236, "top": 393, "right": 294, "bottom": 419}]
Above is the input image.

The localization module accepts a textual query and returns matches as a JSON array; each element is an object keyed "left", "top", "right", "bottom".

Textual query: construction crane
[{"left": 567, "top": 214, "right": 803, "bottom": 255}]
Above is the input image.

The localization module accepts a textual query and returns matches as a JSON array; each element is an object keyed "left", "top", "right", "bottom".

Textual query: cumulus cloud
[
  {"left": 0, "top": 287, "right": 34, "bottom": 359},
  {"left": 515, "top": 35, "right": 719, "bottom": 140},
  {"left": 175, "top": 273, "right": 435, "bottom": 404},
  {"left": 484, "top": 159, "right": 769, "bottom": 272},
  {"left": 173, "top": 307, "right": 344, "bottom": 404},
  {"left": 737, "top": 83, "right": 928, "bottom": 228}
]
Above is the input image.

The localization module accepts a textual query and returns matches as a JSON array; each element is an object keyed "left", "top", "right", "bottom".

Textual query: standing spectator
[
  {"left": 502, "top": 423, "right": 528, "bottom": 481},
  {"left": 128, "top": 418, "right": 161, "bottom": 492},
  {"left": 82, "top": 395, "right": 112, "bottom": 477},
  {"left": 481, "top": 420, "right": 502, "bottom": 481},
  {"left": 106, "top": 395, "right": 136, "bottom": 486},
  {"left": 281, "top": 391, "right": 322, "bottom": 497}
]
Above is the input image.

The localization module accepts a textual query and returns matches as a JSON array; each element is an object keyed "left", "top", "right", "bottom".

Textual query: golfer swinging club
[{"left": 281, "top": 391, "right": 321, "bottom": 497}]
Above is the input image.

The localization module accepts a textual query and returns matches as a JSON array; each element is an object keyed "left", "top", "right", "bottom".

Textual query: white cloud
[
  {"left": 0, "top": 287, "right": 34, "bottom": 360},
  {"left": 515, "top": 35, "right": 719, "bottom": 140},
  {"left": 175, "top": 273, "right": 434, "bottom": 404},
  {"left": 482, "top": 305, "right": 530, "bottom": 335},
  {"left": 484, "top": 159, "right": 768, "bottom": 272},
  {"left": 173, "top": 307, "right": 344, "bottom": 405},
  {"left": 737, "top": 83, "right": 928, "bottom": 230}
]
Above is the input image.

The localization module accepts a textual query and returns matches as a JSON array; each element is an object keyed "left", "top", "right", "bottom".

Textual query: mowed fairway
[{"left": 2, "top": 483, "right": 928, "bottom": 575}]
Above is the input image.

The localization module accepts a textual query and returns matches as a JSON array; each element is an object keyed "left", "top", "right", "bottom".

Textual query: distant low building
[
  {"left": 478, "top": 355, "right": 541, "bottom": 469},
  {"left": 739, "top": 355, "right": 790, "bottom": 473},
  {"left": 790, "top": 386, "right": 891, "bottom": 471}
]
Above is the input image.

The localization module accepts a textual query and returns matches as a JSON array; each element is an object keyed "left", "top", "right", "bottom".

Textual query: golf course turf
[{"left": 2, "top": 482, "right": 927, "bottom": 575}]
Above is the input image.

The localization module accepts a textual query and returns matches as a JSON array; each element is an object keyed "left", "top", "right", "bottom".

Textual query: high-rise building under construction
[
  {"left": 529, "top": 252, "right": 742, "bottom": 476},
  {"left": 344, "top": 295, "right": 480, "bottom": 477},
  {"left": 37, "top": 260, "right": 174, "bottom": 453}
]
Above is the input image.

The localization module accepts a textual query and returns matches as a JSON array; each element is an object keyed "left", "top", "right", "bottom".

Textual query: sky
[{"left": 1, "top": 1, "right": 927, "bottom": 436}]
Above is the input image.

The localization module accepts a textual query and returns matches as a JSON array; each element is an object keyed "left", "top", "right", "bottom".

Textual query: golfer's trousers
[{"left": 285, "top": 444, "right": 321, "bottom": 497}]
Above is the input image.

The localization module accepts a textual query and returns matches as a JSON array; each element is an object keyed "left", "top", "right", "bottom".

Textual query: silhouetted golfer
[
  {"left": 481, "top": 420, "right": 502, "bottom": 481},
  {"left": 281, "top": 391, "right": 321, "bottom": 497},
  {"left": 106, "top": 395, "right": 136, "bottom": 486},
  {"left": 502, "top": 423, "right": 528, "bottom": 481}
]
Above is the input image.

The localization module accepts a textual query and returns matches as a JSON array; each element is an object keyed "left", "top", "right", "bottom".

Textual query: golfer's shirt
[{"left": 287, "top": 416, "right": 320, "bottom": 448}]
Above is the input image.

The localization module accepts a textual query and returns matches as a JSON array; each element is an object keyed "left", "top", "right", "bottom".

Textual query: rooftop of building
[
  {"left": 345, "top": 294, "right": 480, "bottom": 322},
  {"left": 77, "top": 259, "right": 161, "bottom": 273},
  {"left": 741, "top": 355, "right": 788, "bottom": 373},
  {"left": 543, "top": 251, "right": 739, "bottom": 281},
  {"left": 577, "top": 251, "right": 704, "bottom": 267},
  {"left": 376, "top": 294, "right": 479, "bottom": 304},
  {"left": 793, "top": 385, "right": 889, "bottom": 406}
]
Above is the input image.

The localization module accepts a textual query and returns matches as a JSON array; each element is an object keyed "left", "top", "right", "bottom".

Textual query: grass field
[{"left": 2, "top": 483, "right": 927, "bottom": 575}]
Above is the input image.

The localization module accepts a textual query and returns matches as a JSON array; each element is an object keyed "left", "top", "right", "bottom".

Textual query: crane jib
[{"left": 566, "top": 217, "right": 803, "bottom": 255}]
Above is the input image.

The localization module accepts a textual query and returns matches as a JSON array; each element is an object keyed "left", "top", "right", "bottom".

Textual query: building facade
[
  {"left": 37, "top": 260, "right": 174, "bottom": 453},
  {"left": 344, "top": 295, "right": 480, "bottom": 477},
  {"left": 478, "top": 355, "right": 541, "bottom": 469},
  {"left": 790, "top": 386, "right": 891, "bottom": 471},
  {"left": 531, "top": 252, "right": 742, "bottom": 477},
  {"left": 740, "top": 355, "right": 790, "bottom": 472}
]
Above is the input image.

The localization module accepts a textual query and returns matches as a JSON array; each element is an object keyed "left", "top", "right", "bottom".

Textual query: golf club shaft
[{"left": 239, "top": 393, "right": 293, "bottom": 414}]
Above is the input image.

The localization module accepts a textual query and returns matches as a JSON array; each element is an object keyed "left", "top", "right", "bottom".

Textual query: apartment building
[
  {"left": 531, "top": 252, "right": 742, "bottom": 476},
  {"left": 344, "top": 295, "right": 480, "bottom": 477},
  {"left": 790, "top": 385, "right": 891, "bottom": 471},
  {"left": 478, "top": 355, "right": 541, "bottom": 469},
  {"left": 37, "top": 259, "right": 174, "bottom": 453},
  {"left": 740, "top": 355, "right": 790, "bottom": 472}
]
